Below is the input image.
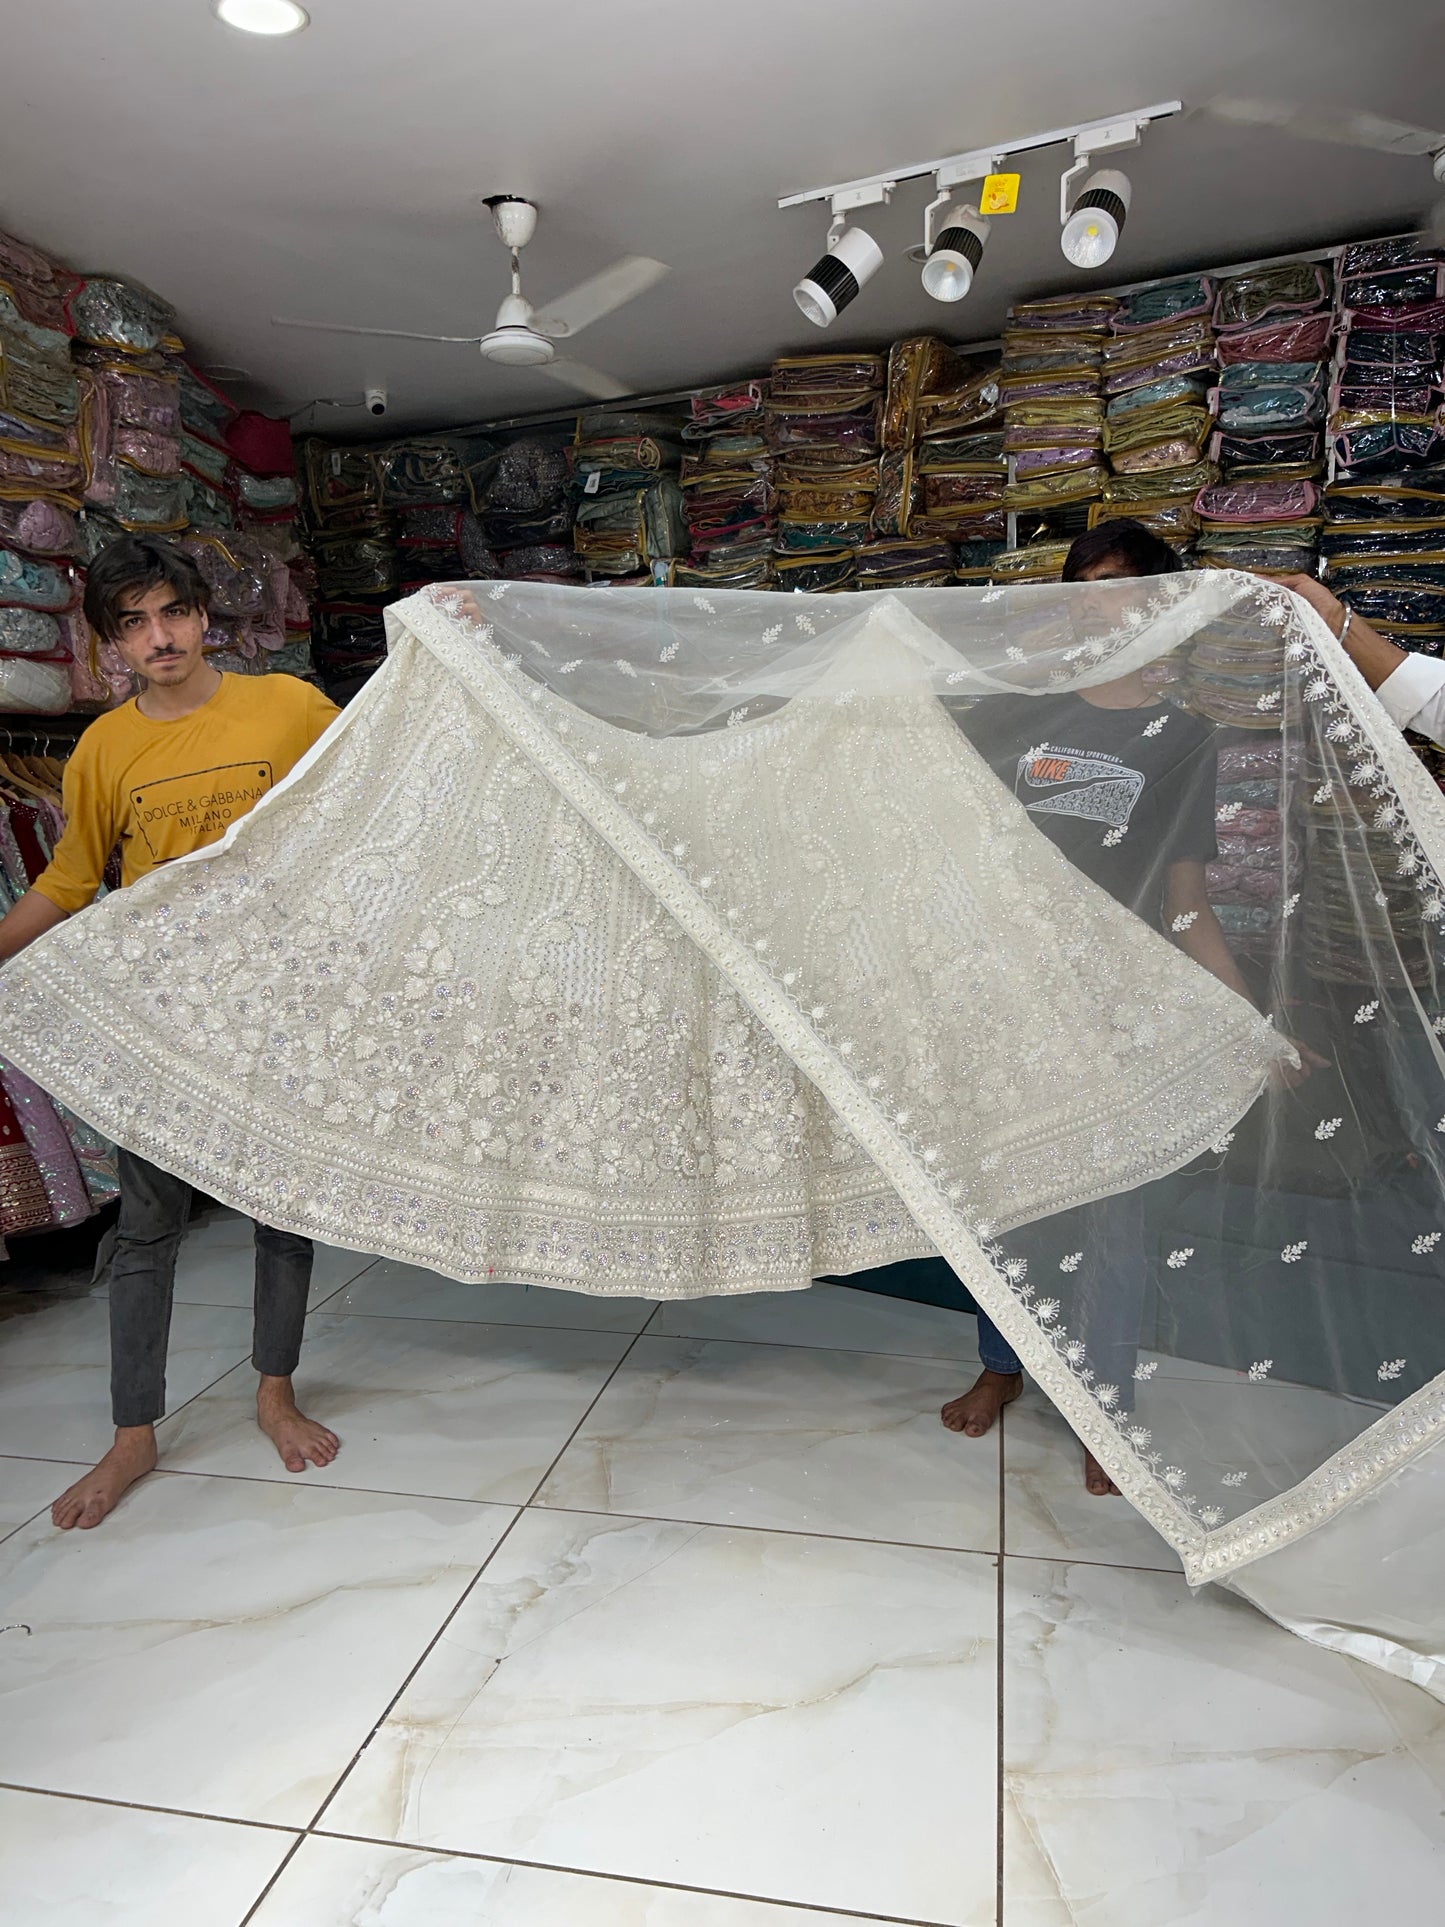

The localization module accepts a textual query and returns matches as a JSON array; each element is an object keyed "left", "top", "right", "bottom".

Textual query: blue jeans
[{"left": 975, "top": 1187, "right": 1148, "bottom": 1413}]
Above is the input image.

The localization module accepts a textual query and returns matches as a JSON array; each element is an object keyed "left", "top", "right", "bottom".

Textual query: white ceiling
[{"left": 1, "top": 0, "right": 1441, "bottom": 436}]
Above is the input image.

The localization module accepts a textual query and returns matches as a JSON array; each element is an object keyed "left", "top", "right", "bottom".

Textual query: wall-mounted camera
[{"left": 364, "top": 387, "right": 388, "bottom": 417}]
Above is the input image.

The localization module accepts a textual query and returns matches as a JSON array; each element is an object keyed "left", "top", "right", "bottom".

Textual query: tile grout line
[
  {"left": 0, "top": 1780, "right": 954, "bottom": 1927},
  {"left": 235, "top": 1312, "right": 668, "bottom": 1926}
]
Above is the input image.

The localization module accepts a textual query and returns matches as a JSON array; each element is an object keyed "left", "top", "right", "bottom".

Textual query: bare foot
[
  {"left": 941, "top": 1369, "right": 1023, "bottom": 1438},
  {"left": 256, "top": 1376, "right": 339, "bottom": 1473},
  {"left": 1084, "top": 1449, "right": 1121, "bottom": 1496},
  {"left": 51, "top": 1426, "right": 158, "bottom": 1530}
]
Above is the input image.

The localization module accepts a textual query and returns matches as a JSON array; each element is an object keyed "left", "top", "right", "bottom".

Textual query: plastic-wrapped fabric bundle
[
  {"left": 0, "top": 655, "right": 69, "bottom": 712},
  {"left": 0, "top": 319, "right": 78, "bottom": 427},
  {"left": 1112, "top": 274, "right": 1214, "bottom": 331},
  {"left": 988, "top": 538, "right": 1074, "bottom": 578},
  {"left": 1195, "top": 522, "right": 1322, "bottom": 572},
  {"left": 0, "top": 608, "right": 63, "bottom": 655},
  {"left": 1217, "top": 379, "right": 1326, "bottom": 433},
  {"left": 1105, "top": 457, "right": 1219, "bottom": 503},
  {"left": 1214, "top": 430, "right": 1322, "bottom": 476},
  {"left": 1087, "top": 496, "right": 1200, "bottom": 544},
  {"left": 771, "top": 549, "right": 856, "bottom": 591},
  {"left": 574, "top": 480, "right": 688, "bottom": 577},
  {"left": 881, "top": 337, "right": 977, "bottom": 450},
  {"left": 1196, "top": 478, "right": 1320, "bottom": 525},
  {"left": 179, "top": 476, "right": 237, "bottom": 531},
  {"left": 1107, "top": 373, "right": 1212, "bottom": 420},
  {"left": 684, "top": 382, "right": 768, "bottom": 439},
  {"left": 375, "top": 437, "right": 477, "bottom": 507},
  {"left": 68, "top": 278, "right": 177, "bottom": 355},
  {"left": 0, "top": 548, "right": 77, "bottom": 611},
  {"left": 1331, "top": 414, "right": 1442, "bottom": 474},
  {"left": 312, "top": 533, "right": 398, "bottom": 599},
  {"left": 1214, "top": 262, "right": 1330, "bottom": 331},
  {"left": 1009, "top": 293, "right": 1119, "bottom": 330},
  {"left": 238, "top": 472, "right": 299, "bottom": 515},
  {"left": 500, "top": 542, "right": 584, "bottom": 581},
  {"left": 0, "top": 229, "right": 79, "bottom": 334},
  {"left": 177, "top": 364, "right": 237, "bottom": 444},
  {"left": 1215, "top": 312, "right": 1336, "bottom": 366},
  {"left": 853, "top": 538, "right": 955, "bottom": 587}
]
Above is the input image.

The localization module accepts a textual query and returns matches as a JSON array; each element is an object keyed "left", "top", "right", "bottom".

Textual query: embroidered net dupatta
[{"left": 2, "top": 573, "right": 1443, "bottom": 1683}]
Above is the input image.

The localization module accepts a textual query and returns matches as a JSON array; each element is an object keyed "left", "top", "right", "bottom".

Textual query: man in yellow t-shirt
[{"left": 0, "top": 535, "right": 342, "bottom": 1531}]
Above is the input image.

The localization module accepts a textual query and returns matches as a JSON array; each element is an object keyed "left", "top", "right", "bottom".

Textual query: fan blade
[
  {"left": 534, "top": 359, "right": 633, "bottom": 402},
  {"left": 271, "top": 317, "right": 484, "bottom": 344},
  {"left": 1203, "top": 97, "right": 1445, "bottom": 157},
  {"left": 532, "top": 257, "right": 670, "bottom": 339}
]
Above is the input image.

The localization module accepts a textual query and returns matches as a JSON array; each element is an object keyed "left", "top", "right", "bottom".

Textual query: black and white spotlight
[
  {"left": 1060, "top": 167, "right": 1131, "bottom": 269},
  {"left": 921, "top": 203, "right": 990, "bottom": 303},
  {"left": 793, "top": 223, "right": 885, "bottom": 328}
]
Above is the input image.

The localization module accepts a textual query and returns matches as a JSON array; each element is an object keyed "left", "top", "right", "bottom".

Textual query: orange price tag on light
[{"left": 980, "top": 173, "right": 1020, "bottom": 215}]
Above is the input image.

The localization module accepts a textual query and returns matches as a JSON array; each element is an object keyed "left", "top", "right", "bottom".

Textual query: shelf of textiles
[
  {"left": 0, "top": 727, "right": 119, "bottom": 1250},
  {"left": 0, "top": 221, "right": 314, "bottom": 714},
  {"left": 1321, "top": 238, "right": 1445, "bottom": 667},
  {"left": 675, "top": 381, "right": 774, "bottom": 591}
]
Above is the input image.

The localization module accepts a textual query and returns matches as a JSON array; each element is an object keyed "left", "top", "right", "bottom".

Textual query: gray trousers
[{"left": 104, "top": 1148, "right": 313, "bottom": 1428}]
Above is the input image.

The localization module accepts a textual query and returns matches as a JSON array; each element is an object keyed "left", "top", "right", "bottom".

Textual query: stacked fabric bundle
[
  {"left": 570, "top": 413, "right": 686, "bottom": 582},
  {"left": 1181, "top": 604, "right": 1292, "bottom": 726},
  {"left": 675, "top": 383, "right": 774, "bottom": 590},
  {"left": 1001, "top": 295, "right": 1114, "bottom": 534},
  {"left": 1095, "top": 274, "right": 1218, "bottom": 553},
  {"left": 1193, "top": 260, "right": 1333, "bottom": 576},
  {"left": 379, "top": 434, "right": 495, "bottom": 590},
  {"left": 0, "top": 233, "right": 91, "bottom": 715},
  {"left": 176, "top": 530, "right": 296, "bottom": 676},
  {"left": 872, "top": 340, "right": 1004, "bottom": 582},
  {"left": 1205, "top": 740, "right": 1293, "bottom": 955},
  {"left": 767, "top": 354, "right": 884, "bottom": 588},
  {"left": 476, "top": 437, "right": 578, "bottom": 581},
  {"left": 300, "top": 436, "right": 397, "bottom": 695},
  {"left": 1323, "top": 242, "right": 1445, "bottom": 669}
]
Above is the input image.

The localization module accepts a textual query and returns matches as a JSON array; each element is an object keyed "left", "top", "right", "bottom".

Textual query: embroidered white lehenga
[{"left": 3, "top": 575, "right": 1443, "bottom": 1690}]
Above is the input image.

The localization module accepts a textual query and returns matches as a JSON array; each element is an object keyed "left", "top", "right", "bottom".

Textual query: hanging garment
[{"left": 4, "top": 576, "right": 1445, "bottom": 1696}]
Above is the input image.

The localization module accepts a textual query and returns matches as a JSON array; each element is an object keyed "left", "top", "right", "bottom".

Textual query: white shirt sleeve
[{"left": 1375, "top": 653, "right": 1445, "bottom": 747}]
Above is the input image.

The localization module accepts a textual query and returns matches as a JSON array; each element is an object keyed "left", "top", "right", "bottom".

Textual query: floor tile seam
[
  {"left": 298, "top": 1305, "right": 982, "bottom": 1367},
  {"left": 0, "top": 1774, "right": 964, "bottom": 1927},
  {"left": 525, "top": 1495, "right": 1003, "bottom": 1561},
  {"left": 301, "top": 1822, "right": 967, "bottom": 1926},
  {"left": 298, "top": 1321, "right": 657, "bottom": 1838},
  {"left": 998, "top": 1547, "right": 1187, "bottom": 1580},
  {"left": 0, "top": 1777, "right": 300, "bottom": 1836}
]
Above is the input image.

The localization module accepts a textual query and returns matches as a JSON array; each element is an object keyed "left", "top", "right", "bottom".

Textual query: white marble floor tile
[
  {"left": 537, "top": 1334, "right": 999, "bottom": 1551},
  {"left": 0, "top": 1787, "right": 295, "bottom": 1927},
  {"left": 165, "top": 1209, "right": 376, "bottom": 1309},
  {"left": 0, "top": 1457, "right": 69, "bottom": 1543},
  {"left": 158, "top": 1315, "right": 631, "bottom": 1504},
  {"left": 0, "top": 1473, "right": 512, "bottom": 1825},
  {"left": 1000, "top": 1388, "right": 1181, "bottom": 1574},
  {"left": 1002, "top": 1558, "right": 1445, "bottom": 1927},
  {"left": 325, "top": 1508, "right": 999, "bottom": 1924},
  {"left": 650, "top": 1280, "right": 983, "bottom": 1362},
  {"left": 256, "top": 1834, "right": 905, "bottom": 1926},
  {"left": 331, "top": 1259, "right": 656, "bottom": 1333},
  {"left": 0, "top": 1295, "right": 254, "bottom": 1465}
]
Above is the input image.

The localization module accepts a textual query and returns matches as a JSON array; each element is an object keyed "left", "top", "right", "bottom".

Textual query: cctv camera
[{"left": 365, "top": 387, "right": 388, "bottom": 417}]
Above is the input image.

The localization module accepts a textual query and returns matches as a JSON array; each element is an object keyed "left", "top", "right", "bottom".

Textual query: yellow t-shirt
[{"left": 33, "top": 672, "right": 340, "bottom": 914}]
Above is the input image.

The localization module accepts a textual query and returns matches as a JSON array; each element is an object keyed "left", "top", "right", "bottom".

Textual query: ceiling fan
[
  {"left": 272, "top": 196, "right": 671, "bottom": 401},
  {"left": 1200, "top": 98, "right": 1445, "bottom": 238}
]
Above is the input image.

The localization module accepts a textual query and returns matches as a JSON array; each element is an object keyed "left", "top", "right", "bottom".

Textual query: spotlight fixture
[
  {"left": 921, "top": 202, "right": 990, "bottom": 303},
  {"left": 1060, "top": 167, "right": 1131, "bottom": 269},
  {"left": 793, "top": 185, "right": 891, "bottom": 328},
  {"left": 214, "top": 0, "right": 310, "bottom": 35}
]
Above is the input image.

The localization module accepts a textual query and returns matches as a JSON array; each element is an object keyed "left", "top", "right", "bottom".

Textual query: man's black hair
[
  {"left": 1062, "top": 518, "right": 1186, "bottom": 582},
  {"left": 83, "top": 535, "right": 209, "bottom": 645}
]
